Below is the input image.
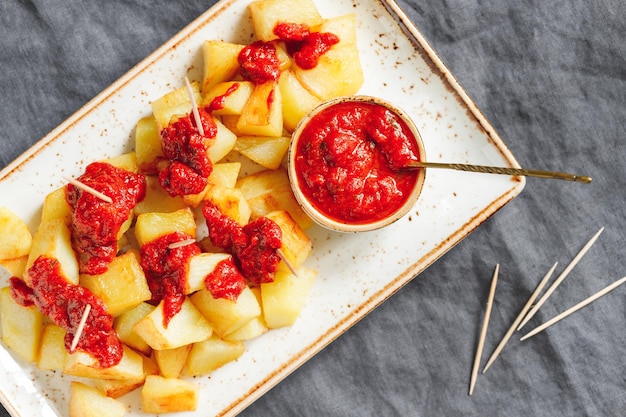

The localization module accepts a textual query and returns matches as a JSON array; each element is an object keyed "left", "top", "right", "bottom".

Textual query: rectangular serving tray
[{"left": 0, "top": 0, "right": 524, "bottom": 415}]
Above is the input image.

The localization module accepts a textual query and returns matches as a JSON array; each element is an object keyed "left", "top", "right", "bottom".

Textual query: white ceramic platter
[{"left": 0, "top": 0, "right": 525, "bottom": 415}]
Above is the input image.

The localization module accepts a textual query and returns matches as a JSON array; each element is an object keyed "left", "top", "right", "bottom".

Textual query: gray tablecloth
[{"left": 1, "top": 1, "right": 625, "bottom": 416}]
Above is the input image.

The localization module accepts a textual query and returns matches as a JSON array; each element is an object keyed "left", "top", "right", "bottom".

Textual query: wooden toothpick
[
  {"left": 64, "top": 176, "right": 113, "bottom": 204},
  {"left": 469, "top": 264, "right": 499, "bottom": 396},
  {"left": 70, "top": 304, "right": 92, "bottom": 353},
  {"left": 482, "top": 262, "right": 558, "bottom": 373},
  {"left": 168, "top": 238, "right": 197, "bottom": 250},
  {"left": 517, "top": 227, "right": 604, "bottom": 331},
  {"left": 184, "top": 76, "right": 204, "bottom": 136},
  {"left": 277, "top": 249, "right": 299, "bottom": 277},
  {"left": 521, "top": 275, "right": 626, "bottom": 341}
]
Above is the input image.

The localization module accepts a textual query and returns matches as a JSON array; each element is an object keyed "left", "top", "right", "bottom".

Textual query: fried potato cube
[
  {"left": 223, "top": 316, "right": 268, "bottom": 342},
  {"left": 154, "top": 344, "right": 192, "bottom": 378},
  {"left": 0, "top": 286, "right": 44, "bottom": 363},
  {"left": 134, "top": 176, "right": 186, "bottom": 215},
  {"left": 273, "top": 41, "right": 292, "bottom": 71},
  {"left": 79, "top": 250, "right": 151, "bottom": 316},
  {"left": 135, "top": 116, "right": 163, "bottom": 173},
  {"left": 208, "top": 162, "right": 241, "bottom": 189},
  {"left": 236, "top": 168, "right": 312, "bottom": 230},
  {"left": 236, "top": 81, "right": 283, "bottom": 137},
  {"left": 190, "top": 286, "right": 261, "bottom": 339},
  {"left": 185, "top": 336, "right": 245, "bottom": 376},
  {"left": 94, "top": 354, "right": 159, "bottom": 399},
  {"left": 201, "top": 40, "right": 245, "bottom": 94},
  {"left": 25, "top": 218, "right": 79, "bottom": 286},
  {"left": 0, "top": 207, "right": 32, "bottom": 260},
  {"left": 261, "top": 267, "right": 316, "bottom": 328},
  {"left": 223, "top": 286, "right": 268, "bottom": 341},
  {"left": 141, "top": 375, "right": 199, "bottom": 414},
  {"left": 64, "top": 344, "right": 144, "bottom": 380},
  {"left": 114, "top": 302, "right": 155, "bottom": 356},
  {"left": 69, "top": 381, "right": 126, "bottom": 417},
  {"left": 133, "top": 298, "right": 213, "bottom": 350},
  {"left": 134, "top": 208, "right": 196, "bottom": 247},
  {"left": 233, "top": 135, "right": 291, "bottom": 170},
  {"left": 185, "top": 252, "right": 232, "bottom": 294},
  {"left": 202, "top": 81, "right": 254, "bottom": 115},
  {"left": 208, "top": 117, "right": 238, "bottom": 163},
  {"left": 293, "top": 14, "right": 364, "bottom": 100},
  {"left": 278, "top": 69, "right": 322, "bottom": 132},
  {"left": 249, "top": 0, "right": 323, "bottom": 42},
  {"left": 101, "top": 152, "right": 138, "bottom": 173},
  {"left": 40, "top": 186, "right": 72, "bottom": 225},
  {"left": 151, "top": 81, "right": 200, "bottom": 131},
  {"left": 0, "top": 256, "right": 28, "bottom": 278},
  {"left": 204, "top": 185, "right": 252, "bottom": 226},
  {"left": 265, "top": 210, "right": 312, "bottom": 271},
  {"left": 37, "top": 324, "right": 68, "bottom": 371}
]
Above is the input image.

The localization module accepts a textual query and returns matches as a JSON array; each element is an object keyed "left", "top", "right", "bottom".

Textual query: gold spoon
[{"left": 405, "top": 161, "right": 592, "bottom": 183}]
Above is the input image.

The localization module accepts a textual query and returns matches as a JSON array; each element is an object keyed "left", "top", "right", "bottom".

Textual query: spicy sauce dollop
[
  {"left": 11, "top": 257, "right": 122, "bottom": 368},
  {"left": 140, "top": 232, "right": 201, "bottom": 327},
  {"left": 293, "top": 100, "right": 421, "bottom": 225},
  {"left": 66, "top": 162, "right": 146, "bottom": 275}
]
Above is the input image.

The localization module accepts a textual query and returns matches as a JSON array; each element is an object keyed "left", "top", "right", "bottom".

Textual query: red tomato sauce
[
  {"left": 202, "top": 202, "right": 282, "bottom": 285},
  {"left": 158, "top": 108, "right": 217, "bottom": 197},
  {"left": 294, "top": 101, "right": 420, "bottom": 224},
  {"left": 238, "top": 41, "right": 281, "bottom": 84},
  {"left": 66, "top": 162, "right": 146, "bottom": 275},
  {"left": 140, "top": 232, "right": 201, "bottom": 327},
  {"left": 204, "top": 258, "right": 246, "bottom": 301},
  {"left": 207, "top": 82, "right": 241, "bottom": 112},
  {"left": 273, "top": 22, "right": 340, "bottom": 69},
  {"left": 11, "top": 257, "right": 122, "bottom": 368}
]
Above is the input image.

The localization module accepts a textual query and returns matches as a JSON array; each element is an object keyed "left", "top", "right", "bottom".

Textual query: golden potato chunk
[
  {"left": 236, "top": 81, "right": 283, "bottom": 137},
  {"left": 190, "top": 286, "right": 261, "bottom": 339},
  {"left": 202, "top": 80, "right": 254, "bottom": 115},
  {"left": 233, "top": 135, "right": 291, "bottom": 170},
  {"left": 261, "top": 267, "right": 316, "bottom": 328},
  {"left": 40, "top": 186, "right": 72, "bottom": 225},
  {"left": 0, "top": 256, "right": 28, "bottom": 278},
  {"left": 134, "top": 176, "right": 187, "bottom": 215},
  {"left": 236, "top": 168, "right": 312, "bottom": 229},
  {"left": 249, "top": 0, "right": 323, "bottom": 42},
  {"left": 25, "top": 217, "right": 79, "bottom": 286},
  {"left": 69, "top": 381, "right": 126, "bottom": 417},
  {"left": 279, "top": 69, "right": 321, "bottom": 132},
  {"left": 185, "top": 336, "right": 245, "bottom": 376},
  {"left": 134, "top": 116, "right": 163, "bottom": 172},
  {"left": 132, "top": 298, "right": 213, "bottom": 350},
  {"left": 265, "top": 210, "right": 312, "bottom": 271},
  {"left": 114, "top": 302, "right": 155, "bottom": 356},
  {"left": 94, "top": 354, "right": 159, "bottom": 399},
  {"left": 151, "top": 81, "right": 200, "bottom": 131},
  {"left": 154, "top": 344, "right": 192, "bottom": 378},
  {"left": 37, "top": 324, "right": 68, "bottom": 371},
  {"left": 141, "top": 375, "right": 199, "bottom": 414},
  {"left": 0, "top": 206, "right": 32, "bottom": 260},
  {"left": 79, "top": 250, "right": 151, "bottom": 316},
  {"left": 134, "top": 208, "right": 196, "bottom": 247},
  {"left": 0, "top": 286, "right": 44, "bottom": 363},
  {"left": 201, "top": 40, "right": 245, "bottom": 94},
  {"left": 293, "top": 14, "right": 364, "bottom": 100},
  {"left": 64, "top": 344, "right": 144, "bottom": 380}
]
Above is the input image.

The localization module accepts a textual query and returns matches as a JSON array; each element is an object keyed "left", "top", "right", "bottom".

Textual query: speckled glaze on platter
[{"left": 0, "top": 0, "right": 524, "bottom": 416}]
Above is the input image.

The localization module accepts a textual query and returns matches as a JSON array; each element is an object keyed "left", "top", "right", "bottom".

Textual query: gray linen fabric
[{"left": 1, "top": 0, "right": 625, "bottom": 416}]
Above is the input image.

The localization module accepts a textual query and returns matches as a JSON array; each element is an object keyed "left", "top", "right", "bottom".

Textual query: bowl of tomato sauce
[{"left": 288, "top": 96, "right": 426, "bottom": 233}]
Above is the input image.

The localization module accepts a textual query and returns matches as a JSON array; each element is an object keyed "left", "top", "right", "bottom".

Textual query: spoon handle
[{"left": 406, "top": 161, "right": 592, "bottom": 183}]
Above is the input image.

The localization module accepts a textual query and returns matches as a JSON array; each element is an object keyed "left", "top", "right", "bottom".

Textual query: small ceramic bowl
[{"left": 288, "top": 95, "right": 426, "bottom": 233}]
